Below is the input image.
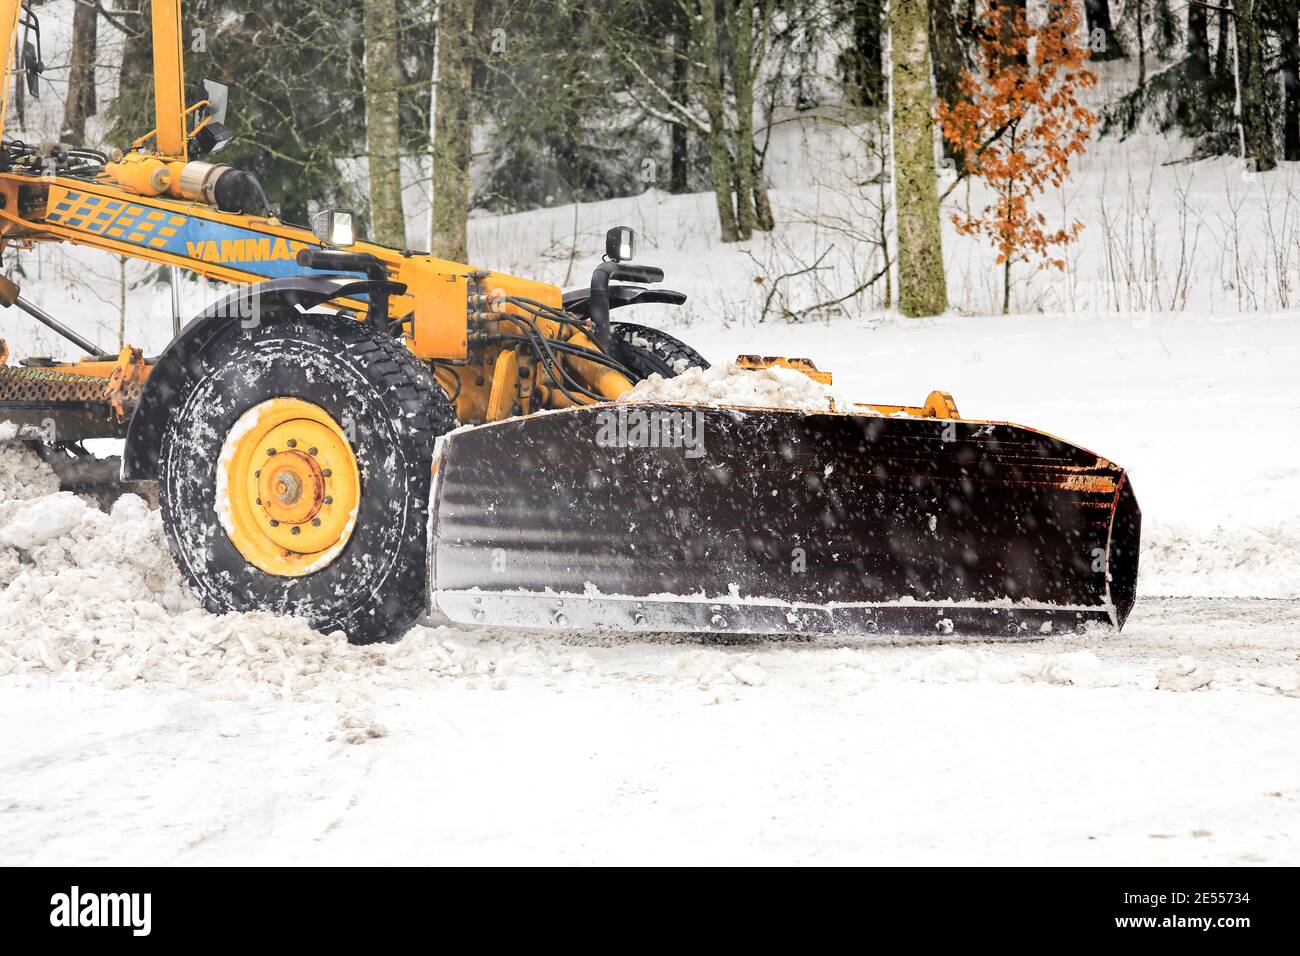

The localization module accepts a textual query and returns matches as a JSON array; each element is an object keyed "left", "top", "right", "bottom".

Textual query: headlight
[
  {"left": 191, "top": 120, "right": 232, "bottom": 157},
  {"left": 312, "top": 209, "right": 355, "bottom": 247},
  {"left": 605, "top": 225, "right": 636, "bottom": 262}
]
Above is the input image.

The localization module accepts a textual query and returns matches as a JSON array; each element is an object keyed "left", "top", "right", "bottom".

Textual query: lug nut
[
  {"left": 308, "top": 447, "right": 318, "bottom": 456},
  {"left": 322, "top": 469, "right": 332, "bottom": 478},
  {"left": 270, "top": 519, "right": 280, "bottom": 527},
  {"left": 291, "top": 526, "right": 301, "bottom": 535},
  {"left": 311, "top": 517, "right": 321, "bottom": 526},
  {"left": 287, "top": 439, "right": 297, "bottom": 448},
  {"left": 255, "top": 470, "right": 261, "bottom": 478},
  {"left": 266, "top": 448, "right": 276, "bottom": 456},
  {"left": 323, "top": 496, "right": 333, "bottom": 505}
]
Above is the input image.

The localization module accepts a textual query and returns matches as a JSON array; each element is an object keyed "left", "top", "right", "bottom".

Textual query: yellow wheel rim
[{"left": 216, "top": 398, "right": 361, "bottom": 576}]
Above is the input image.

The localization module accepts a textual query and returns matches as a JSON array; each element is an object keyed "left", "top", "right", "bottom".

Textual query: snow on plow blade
[{"left": 428, "top": 403, "right": 1141, "bottom": 638}]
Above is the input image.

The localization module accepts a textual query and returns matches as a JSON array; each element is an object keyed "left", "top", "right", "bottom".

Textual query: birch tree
[
  {"left": 890, "top": 0, "right": 948, "bottom": 316},
  {"left": 430, "top": 0, "right": 473, "bottom": 261},
  {"left": 364, "top": 0, "right": 407, "bottom": 246}
]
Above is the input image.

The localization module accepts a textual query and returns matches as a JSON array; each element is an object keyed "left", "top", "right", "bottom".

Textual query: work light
[{"left": 312, "top": 209, "right": 355, "bottom": 248}]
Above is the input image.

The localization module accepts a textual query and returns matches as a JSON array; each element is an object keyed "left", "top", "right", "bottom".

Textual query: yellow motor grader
[{"left": 0, "top": 0, "right": 1139, "bottom": 641}]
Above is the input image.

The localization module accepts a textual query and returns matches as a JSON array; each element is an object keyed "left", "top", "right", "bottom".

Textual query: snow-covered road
[{"left": 3, "top": 596, "right": 1298, "bottom": 866}]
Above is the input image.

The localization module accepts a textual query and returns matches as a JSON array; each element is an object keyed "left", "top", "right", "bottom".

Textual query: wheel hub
[
  {"left": 272, "top": 467, "right": 305, "bottom": 507},
  {"left": 216, "top": 398, "right": 361, "bottom": 576}
]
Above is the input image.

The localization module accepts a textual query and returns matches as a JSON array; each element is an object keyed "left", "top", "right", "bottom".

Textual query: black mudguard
[
  {"left": 561, "top": 285, "right": 687, "bottom": 316},
  {"left": 121, "top": 275, "right": 400, "bottom": 481}
]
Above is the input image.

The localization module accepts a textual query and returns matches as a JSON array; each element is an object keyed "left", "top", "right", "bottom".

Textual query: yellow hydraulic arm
[
  {"left": 150, "top": 0, "right": 188, "bottom": 159},
  {"left": 0, "top": 0, "right": 22, "bottom": 144}
]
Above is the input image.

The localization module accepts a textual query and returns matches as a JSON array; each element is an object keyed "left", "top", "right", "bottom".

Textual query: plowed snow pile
[
  {"left": 0, "top": 442, "right": 587, "bottom": 700},
  {"left": 623, "top": 361, "right": 851, "bottom": 411},
  {"left": 1138, "top": 519, "right": 1300, "bottom": 599},
  {"left": 0, "top": 443, "right": 315, "bottom": 689}
]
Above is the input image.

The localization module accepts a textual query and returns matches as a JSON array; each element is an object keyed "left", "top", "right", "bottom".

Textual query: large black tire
[
  {"left": 158, "top": 316, "right": 456, "bottom": 643},
  {"left": 610, "top": 322, "right": 710, "bottom": 382}
]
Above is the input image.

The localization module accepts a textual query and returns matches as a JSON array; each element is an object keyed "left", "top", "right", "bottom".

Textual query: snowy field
[{"left": 3, "top": 307, "right": 1298, "bottom": 865}]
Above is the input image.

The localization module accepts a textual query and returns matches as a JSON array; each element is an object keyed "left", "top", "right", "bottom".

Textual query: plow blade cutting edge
[{"left": 428, "top": 403, "right": 1141, "bottom": 638}]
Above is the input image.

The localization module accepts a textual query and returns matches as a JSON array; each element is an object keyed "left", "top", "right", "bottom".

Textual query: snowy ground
[
  {"left": 3, "top": 307, "right": 1299, "bottom": 865},
  {"left": 5, "top": 600, "right": 1299, "bottom": 867},
  {"left": 3, "top": 595, "right": 1299, "bottom": 866}
]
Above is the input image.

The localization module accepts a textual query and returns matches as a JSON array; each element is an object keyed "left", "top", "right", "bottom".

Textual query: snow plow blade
[{"left": 428, "top": 404, "right": 1141, "bottom": 638}]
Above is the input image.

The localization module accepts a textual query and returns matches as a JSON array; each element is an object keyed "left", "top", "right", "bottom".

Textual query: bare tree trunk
[
  {"left": 1003, "top": 252, "right": 1012, "bottom": 314},
  {"left": 699, "top": 0, "right": 739, "bottom": 243},
  {"left": 992, "top": 0, "right": 1027, "bottom": 69},
  {"left": 729, "top": 1, "right": 757, "bottom": 241},
  {"left": 113, "top": 0, "right": 154, "bottom": 143},
  {"left": 118, "top": 256, "right": 127, "bottom": 349},
  {"left": 62, "top": 0, "right": 98, "bottom": 146},
  {"left": 1284, "top": 7, "right": 1299, "bottom": 162},
  {"left": 891, "top": 0, "right": 948, "bottom": 317},
  {"left": 1083, "top": 0, "right": 1124, "bottom": 60},
  {"left": 847, "top": 0, "right": 885, "bottom": 108},
  {"left": 1235, "top": 0, "right": 1276, "bottom": 172},
  {"left": 670, "top": 32, "right": 689, "bottom": 193},
  {"left": 1215, "top": 1, "right": 1231, "bottom": 79},
  {"left": 704, "top": 131, "right": 738, "bottom": 242},
  {"left": 928, "top": 0, "right": 966, "bottom": 174},
  {"left": 1154, "top": 0, "right": 1178, "bottom": 55},
  {"left": 426, "top": 0, "right": 441, "bottom": 245},
  {"left": 1136, "top": 0, "right": 1146, "bottom": 88},
  {"left": 752, "top": 156, "right": 774, "bottom": 232},
  {"left": 1177, "top": 0, "right": 1213, "bottom": 134},
  {"left": 1187, "top": 1, "right": 1210, "bottom": 84},
  {"left": 430, "top": 0, "right": 473, "bottom": 261},
  {"left": 12, "top": 26, "right": 24, "bottom": 128},
  {"left": 364, "top": 0, "right": 406, "bottom": 248}
]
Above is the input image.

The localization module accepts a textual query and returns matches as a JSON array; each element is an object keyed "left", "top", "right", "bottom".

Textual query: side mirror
[
  {"left": 312, "top": 209, "right": 355, "bottom": 248},
  {"left": 22, "top": 40, "right": 42, "bottom": 98},
  {"left": 605, "top": 225, "right": 635, "bottom": 262},
  {"left": 189, "top": 80, "right": 233, "bottom": 157},
  {"left": 202, "top": 79, "right": 229, "bottom": 124}
]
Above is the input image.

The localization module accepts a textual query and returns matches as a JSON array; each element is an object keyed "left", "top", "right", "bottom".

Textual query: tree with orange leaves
[{"left": 937, "top": 1, "right": 1097, "bottom": 314}]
